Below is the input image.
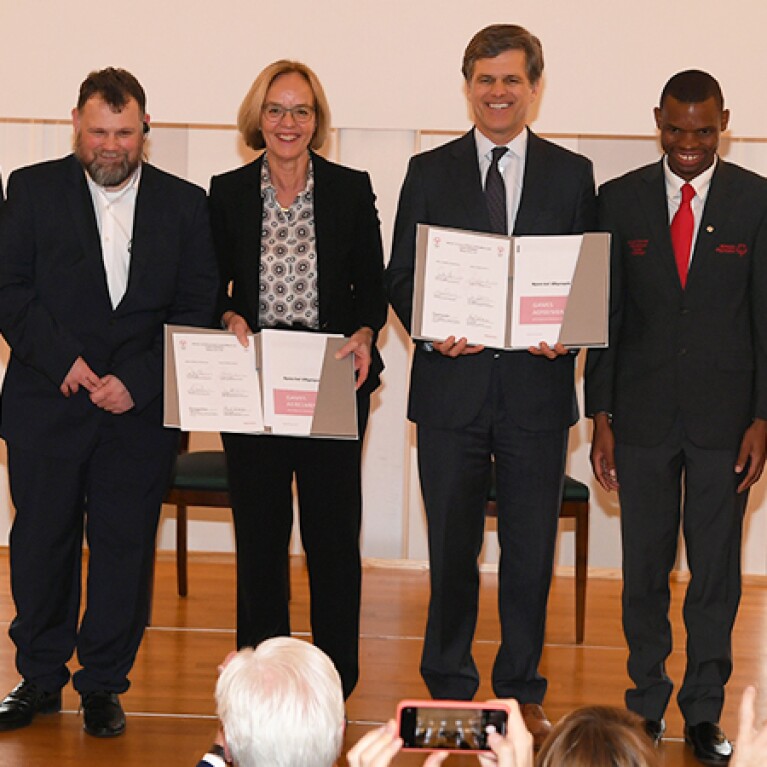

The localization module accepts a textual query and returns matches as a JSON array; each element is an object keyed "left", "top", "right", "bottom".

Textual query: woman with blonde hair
[{"left": 209, "top": 60, "right": 386, "bottom": 700}]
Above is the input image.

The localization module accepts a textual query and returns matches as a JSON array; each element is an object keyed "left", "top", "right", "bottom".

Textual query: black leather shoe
[
  {"left": 644, "top": 718, "right": 666, "bottom": 745},
  {"left": 0, "top": 680, "right": 61, "bottom": 731},
  {"left": 81, "top": 691, "right": 126, "bottom": 738},
  {"left": 684, "top": 722, "right": 732, "bottom": 764}
]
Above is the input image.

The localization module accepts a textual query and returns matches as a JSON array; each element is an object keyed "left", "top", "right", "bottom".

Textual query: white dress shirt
[
  {"left": 663, "top": 155, "right": 716, "bottom": 266},
  {"left": 87, "top": 166, "right": 140, "bottom": 308},
  {"left": 476, "top": 127, "right": 528, "bottom": 235}
]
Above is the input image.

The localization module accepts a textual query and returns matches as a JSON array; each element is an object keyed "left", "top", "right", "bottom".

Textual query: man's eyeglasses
[{"left": 262, "top": 103, "right": 316, "bottom": 124}]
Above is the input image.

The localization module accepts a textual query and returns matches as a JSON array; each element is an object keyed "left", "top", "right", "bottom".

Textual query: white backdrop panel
[{"left": 2, "top": 0, "right": 766, "bottom": 136}]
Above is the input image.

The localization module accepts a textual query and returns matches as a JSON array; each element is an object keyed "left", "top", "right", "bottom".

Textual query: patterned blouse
[{"left": 259, "top": 154, "right": 319, "bottom": 329}]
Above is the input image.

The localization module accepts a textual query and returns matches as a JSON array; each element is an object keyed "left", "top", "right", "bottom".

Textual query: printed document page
[
  {"left": 260, "top": 329, "right": 343, "bottom": 436},
  {"left": 420, "top": 228, "right": 510, "bottom": 347},
  {"left": 510, "top": 235, "right": 583, "bottom": 348},
  {"left": 173, "top": 332, "right": 264, "bottom": 433}
]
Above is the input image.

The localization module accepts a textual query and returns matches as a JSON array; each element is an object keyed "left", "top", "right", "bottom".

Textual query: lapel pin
[{"left": 706, "top": 225, "right": 714, "bottom": 233}]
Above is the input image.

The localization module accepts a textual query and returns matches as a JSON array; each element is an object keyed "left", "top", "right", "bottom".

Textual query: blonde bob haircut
[
  {"left": 237, "top": 60, "right": 331, "bottom": 151},
  {"left": 536, "top": 706, "right": 660, "bottom": 767}
]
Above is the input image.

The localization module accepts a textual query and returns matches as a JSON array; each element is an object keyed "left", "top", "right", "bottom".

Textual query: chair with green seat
[
  {"left": 164, "top": 433, "right": 230, "bottom": 596},
  {"left": 485, "top": 469, "right": 590, "bottom": 643}
]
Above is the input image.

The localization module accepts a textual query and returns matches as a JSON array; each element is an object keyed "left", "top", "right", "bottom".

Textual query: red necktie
[{"left": 670, "top": 183, "right": 695, "bottom": 288}]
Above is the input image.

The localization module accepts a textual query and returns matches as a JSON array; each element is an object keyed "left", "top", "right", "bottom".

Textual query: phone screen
[{"left": 398, "top": 705, "right": 508, "bottom": 751}]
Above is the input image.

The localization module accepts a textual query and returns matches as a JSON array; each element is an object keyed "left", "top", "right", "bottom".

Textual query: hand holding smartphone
[{"left": 397, "top": 699, "right": 511, "bottom": 753}]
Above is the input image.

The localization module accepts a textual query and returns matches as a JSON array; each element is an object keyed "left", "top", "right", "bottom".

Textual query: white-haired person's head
[{"left": 215, "top": 637, "right": 345, "bottom": 767}]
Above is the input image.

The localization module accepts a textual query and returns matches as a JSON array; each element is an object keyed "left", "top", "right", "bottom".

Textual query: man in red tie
[{"left": 586, "top": 70, "right": 767, "bottom": 765}]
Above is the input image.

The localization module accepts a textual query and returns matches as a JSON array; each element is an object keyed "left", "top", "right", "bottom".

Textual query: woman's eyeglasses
[{"left": 262, "top": 104, "right": 315, "bottom": 124}]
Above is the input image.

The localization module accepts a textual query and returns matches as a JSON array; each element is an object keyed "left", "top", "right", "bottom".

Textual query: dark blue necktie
[{"left": 485, "top": 146, "right": 508, "bottom": 234}]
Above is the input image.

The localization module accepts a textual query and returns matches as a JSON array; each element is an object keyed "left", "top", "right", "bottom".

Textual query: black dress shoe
[
  {"left": 684, "top": 722, "right": 732, "bottom": 764},
  {"left": 644, "top": 718, "right": 666, "bottom": 745},
  {"left": 0, "top": 680, "right": 61, "bottom": 731},
  {"left": 81, "top": 691, "right": 126, "bottom": 738}
]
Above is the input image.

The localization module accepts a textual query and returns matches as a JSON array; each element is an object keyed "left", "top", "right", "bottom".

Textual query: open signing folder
[
  {"left": 163, "top": 326, "right": 358, "bottom": 439},
  {"left": 412, "top": 224, "right": 610, "bottom": 350}
]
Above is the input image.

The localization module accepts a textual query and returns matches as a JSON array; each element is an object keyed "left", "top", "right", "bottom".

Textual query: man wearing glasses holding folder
[{"left": 386, "top": 24, "right": 595, "bottom": 747}]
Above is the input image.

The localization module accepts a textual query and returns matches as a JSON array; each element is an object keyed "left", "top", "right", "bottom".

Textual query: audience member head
[
  {"left": 237, "top": 59, "right": 331, "bottom": 151},
  {"left": 215, "top": 637, "right": 345, "bottom": 767},
  {"left": 536, "top": 706, "right": 660, "bottom": 767},
  {"left": 462, "top": 24, "right": 544, "bottom": 86}
]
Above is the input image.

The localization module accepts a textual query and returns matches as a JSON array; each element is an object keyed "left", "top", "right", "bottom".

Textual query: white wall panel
[
  {"left": 3, "top": 1, "right": 767, "bottom": 137},
  {"left": 336, "top": 128, "right": 418, "bottom": 557},
  {"left": 580, "top": 136, "right": 660, "bottom": 188},
  {"left": 185, "top": 127, "right": 253, "bottom": 191},
  {"left": 145, "top": 126, "right": 190, "bottom": 180}
]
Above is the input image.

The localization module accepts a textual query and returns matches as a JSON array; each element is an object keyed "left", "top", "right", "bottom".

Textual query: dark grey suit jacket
[
  {"left": 0, "top": 154, "right": 219, "bottom": 457},
  {"left": 586, "top": 159, "right": 767, "bottom": 449},
  {"left": 386, "top": 129, "right": 596, "bottom": 431}
]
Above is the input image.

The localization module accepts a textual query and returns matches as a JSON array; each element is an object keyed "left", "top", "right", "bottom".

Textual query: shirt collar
[
  {"left": 85, "top": 164, "right": 142, "bottom": 201},
  {"left": 662, "top": 155, "right": 717, "bottom": 201},
  {"left": 261, "top": 153, "right": 314, "bottom": 201},
  {"left": 474, "top": 126, "right": 528, "bottom": 164}
]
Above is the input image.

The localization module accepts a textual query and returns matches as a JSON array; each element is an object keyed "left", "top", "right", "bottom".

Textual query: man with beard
[{"left": 0, "top": 68, "right": 218, "bottom": 738}]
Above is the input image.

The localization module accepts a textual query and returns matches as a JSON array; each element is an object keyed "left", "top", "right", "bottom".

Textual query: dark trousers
[
  {"left": 222, "top": 397, "right": 369, "bottom": 699},
  {"left": 7, "top": 423, "right": 177, "bottom": 694},
  {"left": 616, "top": 419, "right": 746, "bottom": 725},
  {"left": 417, "top": 368, "right": 568, "bottom": 702}
]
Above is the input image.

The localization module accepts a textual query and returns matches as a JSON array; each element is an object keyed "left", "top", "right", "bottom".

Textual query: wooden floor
[{"left": 0, "top": 552, "right": 765, "bottom": 766}]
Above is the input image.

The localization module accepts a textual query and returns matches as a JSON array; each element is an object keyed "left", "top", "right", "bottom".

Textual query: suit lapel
[
  {"left": 64, "top": 155, "right": 102, "bottom": 265},
  {"left": 63, "top": 155, "right": 112, "bottom": 304},
  {"left": 514, "top": 130, "right": 547, "bottom": 234},
  {"left": 687, "top": 161, "right": 733, "bottom": 288},
  {"left": 449, "top": 132, "right": 490, "bottom": 230},
  {"left": 123, "top": 163, "right": 159, "bottom": 309},
  {"left": 239, "top": 157, "right": 265, "bottom": 323},
  {"left": 635, "top": 160, "right": 682, "bottom": 292},
  {"left": 312, "top": 152, "right": 336, "bottom": 325}
]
